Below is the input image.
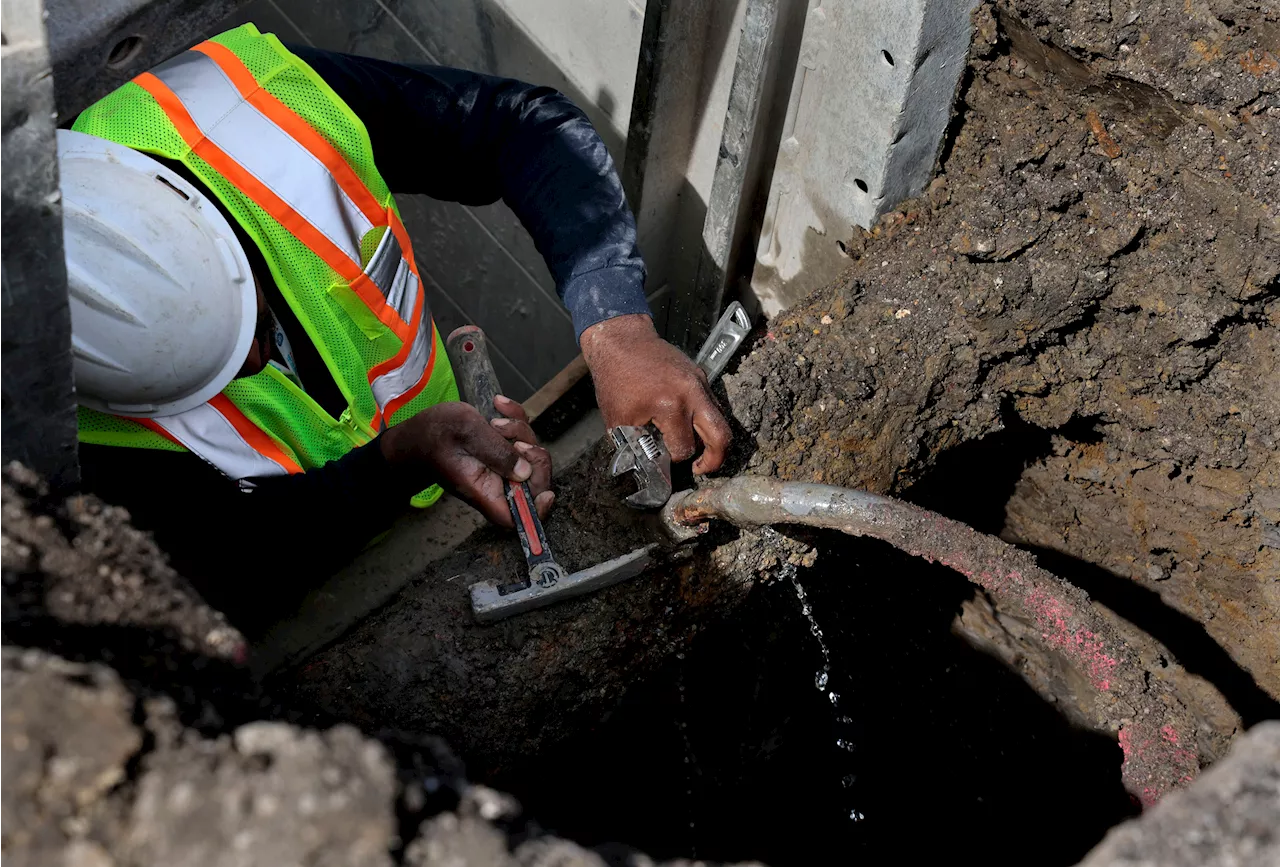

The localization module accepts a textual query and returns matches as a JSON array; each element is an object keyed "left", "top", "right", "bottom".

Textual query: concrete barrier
[{"left": 750, "top": 0, "right": 978, "bottom": 316}]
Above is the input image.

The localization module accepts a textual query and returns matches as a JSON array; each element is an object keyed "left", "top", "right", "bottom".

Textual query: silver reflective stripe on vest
[
  {"left": 385, "top": 260, "right": 418, "bottom": 324},
  {"left": 151, "top": 51, "right": 373, "bottom": 265},
  {"left": 365, "top": 227, "right": 401, "bottom": 298},
  {"left": 362, "top": 223, "right": 419, "bottom": 323},
  {"left": 154, "top": 403, "right": 292, "bottom": 480},
  {"left": 371, "top": 308, "right": 432, "bottom": 417}
]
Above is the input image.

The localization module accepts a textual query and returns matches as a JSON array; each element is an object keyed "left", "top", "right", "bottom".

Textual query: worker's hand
[
  {"left": 580, "top": 313, "right": 732, "bottom": 474},
  {"left": 379, "top": 397, "right": 553, "bottom": 527}
]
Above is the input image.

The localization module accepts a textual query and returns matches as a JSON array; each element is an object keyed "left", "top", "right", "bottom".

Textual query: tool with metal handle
[
  {"left": 445, "top": 326, "right": 566, "bottom": 595},
  {"left": 610, "top": 301, "right": 752, "bottom": 508},
  {"left": 444, "top": 325, "right": 657, "bottom": 623}
]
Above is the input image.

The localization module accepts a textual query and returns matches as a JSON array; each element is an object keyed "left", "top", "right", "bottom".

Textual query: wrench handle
[{"left": 445, "top": 326, "right": 558, "bottom": 579}]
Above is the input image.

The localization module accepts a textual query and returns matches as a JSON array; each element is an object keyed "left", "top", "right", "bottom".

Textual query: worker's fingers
[
  {"left": 493, "top": 394, "right": 531, "bottom": 425},
  {"left": 654, "top": 401, "right": 698, "bottom": 463},
  {"left": 455, "top": 480, "right": 515, "bottom": 529},
  {"left": 534, "top": 490, "right": 555, "bottom": 520},
  {"left": 443, "top": 427, "right": 523, "bottom": 529},
  {"left": 490, "top": 417, "right": 538, "bottom": 447},
  {"left": 690, "top": 399, "right": 732, "bottom": 475},
  {"left": 513, "top": 440, "right": 553, "bottom": 500}
]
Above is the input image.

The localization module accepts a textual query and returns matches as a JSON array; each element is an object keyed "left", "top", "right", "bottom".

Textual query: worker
[{"left": 64, "top": 23, "right": 731, "bottom": 628}]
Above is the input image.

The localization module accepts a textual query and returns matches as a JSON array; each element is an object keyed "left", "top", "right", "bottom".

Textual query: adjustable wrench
[{"left": 610, "top": 301, "right": 752, "bottom": 508}]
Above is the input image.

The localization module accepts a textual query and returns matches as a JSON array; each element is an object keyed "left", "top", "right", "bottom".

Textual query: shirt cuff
[{"left": 561, "top": 266, "right": 652, "bottom": 341}]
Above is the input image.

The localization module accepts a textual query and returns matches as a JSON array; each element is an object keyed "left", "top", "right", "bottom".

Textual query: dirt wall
[
  {"left": 719, "top": 1, "right": 1278, "bottom": 707},
  {"left": 0, "top": 466, "right": 759, "bottom": 867}
]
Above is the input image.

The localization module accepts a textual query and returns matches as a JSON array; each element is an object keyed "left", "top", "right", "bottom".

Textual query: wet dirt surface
[
  {"left": 719, "top": 1, "right": 1278, "bottom": 708},
  {"left": 497, "top": 534, "right": 1141, "bottom": 867},
  {"left": 277, "top": 439, "right": 807, "bottom": 774},
  {"left": 1, "top": 466, "right": 758, "bottom": 867}
]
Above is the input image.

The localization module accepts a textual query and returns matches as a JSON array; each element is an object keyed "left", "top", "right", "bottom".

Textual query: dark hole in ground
[{"left": 491, "top": 533, "right": 1138, "bottom": 866}]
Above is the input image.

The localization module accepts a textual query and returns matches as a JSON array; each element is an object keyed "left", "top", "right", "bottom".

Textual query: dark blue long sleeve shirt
[
  {"left": 291, "top": 45, "right": 651, "bottom": 339},
  {"left": 79, "top": 46, "right": 648, "bottom": 632}
]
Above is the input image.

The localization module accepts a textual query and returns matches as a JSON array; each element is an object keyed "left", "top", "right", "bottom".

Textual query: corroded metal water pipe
[{"left": 669, "top": 477, "right": 1202, "bottom": 807}]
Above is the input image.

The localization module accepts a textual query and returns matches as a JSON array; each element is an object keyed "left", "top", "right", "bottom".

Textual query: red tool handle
[{"left": 445, "top": 326, "right": 555, "bottom": 577}]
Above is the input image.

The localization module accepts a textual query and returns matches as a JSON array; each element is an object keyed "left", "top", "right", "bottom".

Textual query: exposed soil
[
  {"left": 277, "top": 438, "right": 807, "bottom": 772},
  {"left": 720, "top": 0, "right": 1278, "bottom": 709},
  {"left": 5, "top": 1, "right": 1278, "bottom": 863},
  {"left": 1, "top": 466, "right": 754, "bottom": 867}
]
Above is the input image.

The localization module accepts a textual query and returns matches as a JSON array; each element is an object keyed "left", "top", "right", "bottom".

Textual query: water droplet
[
  {"left": 676, "top": 652, "right": 686, "bottom": 660},
  {"left": 842, "top": 774, "right": 857, "bottom": 788},
  {"left": 835, "top": 738, "right": 856, "bottom": 752},
  {"left": 828, "top": 691, "right": 841, "bottom": 705},
  {"left": 838, "top": 715, "right": 853, "bottom": 725},
  {"left": 849, "top": 810, "right": 866, "bottom": 821},
  {"left": 815, "top": 668, "right": 829, "bottom": 690}
]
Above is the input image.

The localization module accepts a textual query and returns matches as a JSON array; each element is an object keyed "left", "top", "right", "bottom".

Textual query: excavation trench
[
  {"left": 266, "top": 442, "right": 1220, "bottom": 865},
  {"left": 4, "top": 1, "right": 1276, "bottom": 863}
]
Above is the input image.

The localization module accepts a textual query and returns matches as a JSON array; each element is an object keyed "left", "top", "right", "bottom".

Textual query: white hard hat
[{"left": 58, "top": 129, "right": 257, "bottom": 418}]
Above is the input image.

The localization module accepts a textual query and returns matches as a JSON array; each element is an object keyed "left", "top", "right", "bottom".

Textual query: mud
[
  {"left": 1, "top": 467, "right": 756, "bottom": 867},
  {"left": 719, "top": 1, "right": 1278, "bottom": 710},
  {"left": 278, "top": 439, "right": 809, "bottom": 773}
]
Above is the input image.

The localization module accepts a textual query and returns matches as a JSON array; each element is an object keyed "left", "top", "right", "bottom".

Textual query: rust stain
[
  {"left": 1240, "top": 48, "right": 1279, "bottom": 76},
  {"left": 1190, "top": 38, "right": 1224, "bottom": 64},
  {"left": 1085, "top": 109, "right": 1122, "bottom": 158}
]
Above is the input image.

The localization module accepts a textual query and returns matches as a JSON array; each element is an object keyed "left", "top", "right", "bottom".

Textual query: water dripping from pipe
[{"left": 765, "top": 529, "right": 867, "bottom": 823}]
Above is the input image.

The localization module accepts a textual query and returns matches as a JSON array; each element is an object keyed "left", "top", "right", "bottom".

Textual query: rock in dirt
[
  {"left": 1076, "top": 721, "right": 1280, "bottom": 867},
  {"left": 1, "top": 648, "right": 141, "bottom": 867},
  {"left": 124, "top": 721, "right": 397, "bottom": 867},
  {"left": 2, "top": 462, "right": 245, "bottom": 664}
]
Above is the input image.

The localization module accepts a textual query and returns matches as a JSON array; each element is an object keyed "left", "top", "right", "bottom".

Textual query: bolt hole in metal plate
[{"left": 106, "top": 35, "right": 144, "bottom": 70}]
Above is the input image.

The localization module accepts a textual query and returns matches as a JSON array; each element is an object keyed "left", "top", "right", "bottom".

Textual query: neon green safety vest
[{"left": 74, "top": 23, "right": 457, "bottom": 507}]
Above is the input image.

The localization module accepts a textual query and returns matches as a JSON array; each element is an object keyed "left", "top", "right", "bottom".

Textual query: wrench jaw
[
  {"left": 606, "top": 301, "right": 752, "bottom": 511},
  {"left": 609, "top": 425, "right": 673, "bottom": 509}
]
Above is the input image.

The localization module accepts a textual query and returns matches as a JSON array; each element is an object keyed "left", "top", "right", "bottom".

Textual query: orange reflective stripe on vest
[
  {"left": 129, "top": 40, "right": 441, "bottom": 463},
  {"left": 136, "top": 395, "right": 303, "bottom": 479}
]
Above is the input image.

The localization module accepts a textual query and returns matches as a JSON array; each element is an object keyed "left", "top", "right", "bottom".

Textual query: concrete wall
[{"left": 2, "top": 0, "right": 80, "bottom": 490}]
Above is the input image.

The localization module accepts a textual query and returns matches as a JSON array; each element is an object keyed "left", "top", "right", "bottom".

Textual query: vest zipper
[{"left": 340, "top": 407, "right": 375, "bottom": 446}]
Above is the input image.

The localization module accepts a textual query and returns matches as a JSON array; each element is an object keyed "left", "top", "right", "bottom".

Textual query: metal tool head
[
  {"left": 694, "top": 301, "right": 752, "bottom": 382},
  {"left": 469, "top": 544, "right": 656, "bottom": 622},
  {"left": 606, "top": 302, "right": 752, "bottom": 511},
  {"left": 610, "top": 425, "right": 673, "bottom": 508}
]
